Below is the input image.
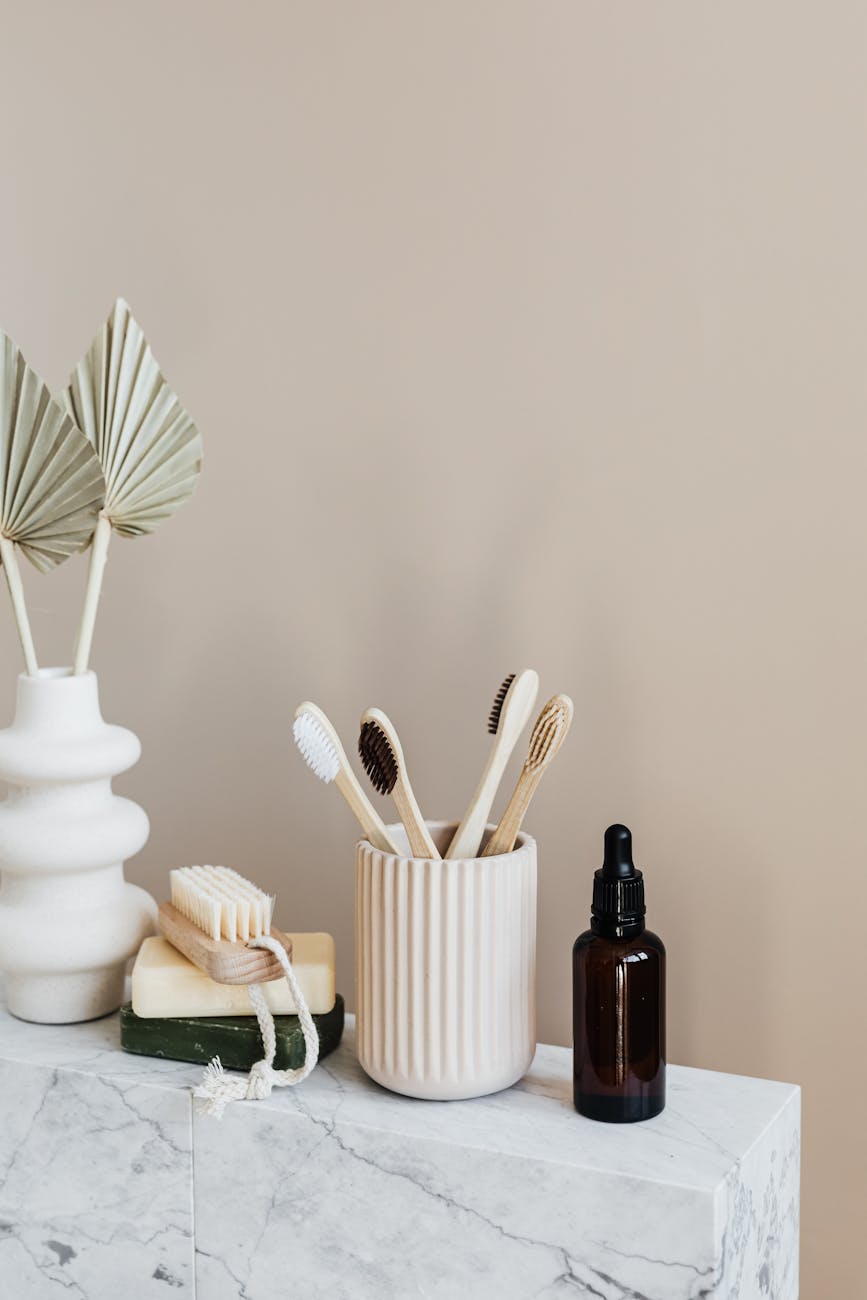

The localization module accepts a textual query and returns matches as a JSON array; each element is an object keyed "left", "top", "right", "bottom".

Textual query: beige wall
[{"left": 0, "top": 2, "right": 863, "bottom": 1291}]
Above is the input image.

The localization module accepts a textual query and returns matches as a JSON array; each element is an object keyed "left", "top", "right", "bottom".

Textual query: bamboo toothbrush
[
  {"left": 293, "top": 702, "right": 400, "bottom": 855},
  {"left": 358, "top": 707, "right": 440, "bottom": 859},
  {"left": 445, "top": 668, "right": 539, "bottom": 859},
  {"left": 482, "top": 694, "right": 574, "bottom": 857}
]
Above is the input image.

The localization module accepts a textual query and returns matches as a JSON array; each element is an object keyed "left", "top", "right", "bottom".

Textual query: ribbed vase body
[
  {"left": 356, "top": 822, "right": 537, "bottom": 1100},
  {"left": 0, "top": 669, "right": 155, "bottom": 1023}
]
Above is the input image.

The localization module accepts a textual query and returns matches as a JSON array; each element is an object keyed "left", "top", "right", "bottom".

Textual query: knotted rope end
[
  {"left": 194, "top": 1056, "right": 246, "bottom": 1119},
  {"left": 193, "top": 935, "right": 320, "bottom": 1120}
]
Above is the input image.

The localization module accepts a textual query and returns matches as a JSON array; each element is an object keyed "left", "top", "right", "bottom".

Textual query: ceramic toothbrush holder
[
  {"left": 355, "top": 821, "right": 537, "bottom": 1100},
  {"left": 0, "top": 669, "right": 156, "bottom": 1024}
]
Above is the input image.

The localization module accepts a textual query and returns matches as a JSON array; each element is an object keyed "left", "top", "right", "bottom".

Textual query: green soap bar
[{"left": 119, "top": 994, "right": 344, "bottom": 1071}]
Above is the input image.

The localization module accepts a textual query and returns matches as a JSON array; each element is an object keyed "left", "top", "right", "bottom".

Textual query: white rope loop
[{"left": 194, "top": 934, "right": 320, "bottom": 1118}]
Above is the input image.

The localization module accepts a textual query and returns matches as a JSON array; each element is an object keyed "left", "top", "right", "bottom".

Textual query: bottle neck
[{"left": 590, "top": 914, "right": 646, "bottom": 940}]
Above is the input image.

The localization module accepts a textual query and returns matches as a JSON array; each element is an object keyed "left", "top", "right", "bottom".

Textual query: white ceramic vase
[
  {"left": 355, "top": 821, "right": 537, "bottom": 1100},
  {"left": 0, "top": 669, "right": 155, "bottom": 1023}
]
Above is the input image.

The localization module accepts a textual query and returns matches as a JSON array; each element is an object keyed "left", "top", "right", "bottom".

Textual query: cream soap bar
[{"left": 132, "top": 935, "right": 336, "bottom": 1018}]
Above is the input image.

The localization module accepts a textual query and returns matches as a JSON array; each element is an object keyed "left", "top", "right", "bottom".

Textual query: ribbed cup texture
[{"left": 355, "top": 826, "right": 537, "bottom": 1100}]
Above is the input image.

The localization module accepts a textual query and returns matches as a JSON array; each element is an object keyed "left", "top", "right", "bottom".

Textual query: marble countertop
[
  {"left": 0, "top": 988, "right": 801, "bottom": 1298},
  {"left": 0, "top": 989, "right": 796, "bottom": 1194}
]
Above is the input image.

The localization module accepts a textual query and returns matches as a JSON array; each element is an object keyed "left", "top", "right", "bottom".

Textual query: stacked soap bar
[
  {"left": 120, "top": 997, "right": 345, "bottom": 1070},
  {"left": 132, "top": 935, "right": 336, "bottom": 1016},
  {"left": 122, "top": 932, "right": 342, "bottom": 1069}
]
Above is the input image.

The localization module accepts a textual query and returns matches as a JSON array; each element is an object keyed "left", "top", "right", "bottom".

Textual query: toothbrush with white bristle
[{"left": 293, "top": 702, "right": 400, "bottom": 855}]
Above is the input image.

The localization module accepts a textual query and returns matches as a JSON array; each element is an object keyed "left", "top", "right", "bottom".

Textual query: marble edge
[
  {"left": 0, "top": 1047, "right": 204, "bottom": 1095},
  {"left": 0, "top": 1061, "right": 799, "bottom": 1200},
  {"left": 0, "top": 1020, "right": 205, "bottom": 1093},
  {"left": 192, "top": 1058, "right": 791, "bottom": 1198},
  {"left": 734, "top": 1083, "right": 802, "bottom": 1164},
  {"left": 220, "top": 1100, "right": 745, "bottom": 1198}
]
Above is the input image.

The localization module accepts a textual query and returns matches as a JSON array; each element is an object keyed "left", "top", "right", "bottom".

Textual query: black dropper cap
[{"left": 591, "top": 824, "right": 646, "bottom": 937}]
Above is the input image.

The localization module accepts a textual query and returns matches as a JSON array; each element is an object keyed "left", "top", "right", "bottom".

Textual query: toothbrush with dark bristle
[
  {"left": 358, "top": 708, "right": 440, "bottom": 859},
  {"left": 293, "top": 702, "right": 400, "bottom": 854},
  {"left": 445, "top": 668, "right": 539, "bottom": 859},
  {"left": 482, "top": 694, "right": 574, "bottom": 857}
]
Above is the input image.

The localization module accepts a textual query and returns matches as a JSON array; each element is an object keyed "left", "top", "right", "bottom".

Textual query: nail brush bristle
[{"left": 170, "top": 865, "right": 274, "bottom": 943}]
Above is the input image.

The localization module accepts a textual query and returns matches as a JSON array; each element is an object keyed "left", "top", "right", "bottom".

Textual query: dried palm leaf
[
  {"left": 0, "top": 333, "right": 106, "bottom": 673},
  {"left": 64, "top": 299, "right": 203, "bottom": 672}
]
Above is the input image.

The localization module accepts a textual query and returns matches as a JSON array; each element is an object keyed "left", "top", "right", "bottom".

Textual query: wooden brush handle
[
  {"left": 482, "top": 767, "right": 542, "bottom": 857},
  {"left": 158, "top": 902, "right": 294, "bottom": 984},
  {"left": 446, "top": 734, "right": 513, "bottom": 859},
  {"left": 394, "top": 778, "right": 440, "bottom": 858},
  {"left": 335, "top": 766, "right": 401, "bottom": 854}
]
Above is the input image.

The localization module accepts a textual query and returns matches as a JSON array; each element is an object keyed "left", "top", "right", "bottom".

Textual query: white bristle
[
  {"left": 293, "top": 711, "right": 340, "bottom": 783},
  {"left": 170, "top": 866, "right": 274, "bottom": 943}
]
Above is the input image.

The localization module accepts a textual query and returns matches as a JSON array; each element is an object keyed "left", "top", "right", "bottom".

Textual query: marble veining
[
  {"left": 193, "top": 1076, "right": 717, "bottom": 1299},
  {"left": 0, "top": 987, "right": 799, "bottom": 1299},
  {"left": 0, "top": 1058, "right": 193, "bottom": 1297},
  {"left": 717, "top": 1089, "right": 800, "bottom": 1299}
]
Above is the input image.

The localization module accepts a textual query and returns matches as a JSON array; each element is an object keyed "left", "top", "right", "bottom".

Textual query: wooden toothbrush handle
[
  {"left": 446, "top": 735, "right": 512, "bottom": 860},
  {"left": 482, "top": 767, "right": 541, "bottom": 857},
  {"left": 335, "top": 766, "right": 401, "bottom": 854},
  {"left": 394, "top": 779, "right": 440, "bottom": 859}
]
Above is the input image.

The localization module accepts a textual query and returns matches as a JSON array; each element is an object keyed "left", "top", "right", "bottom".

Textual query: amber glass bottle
[{"left": 573, "top": 824, "right": 665, "bottom": 1122}]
